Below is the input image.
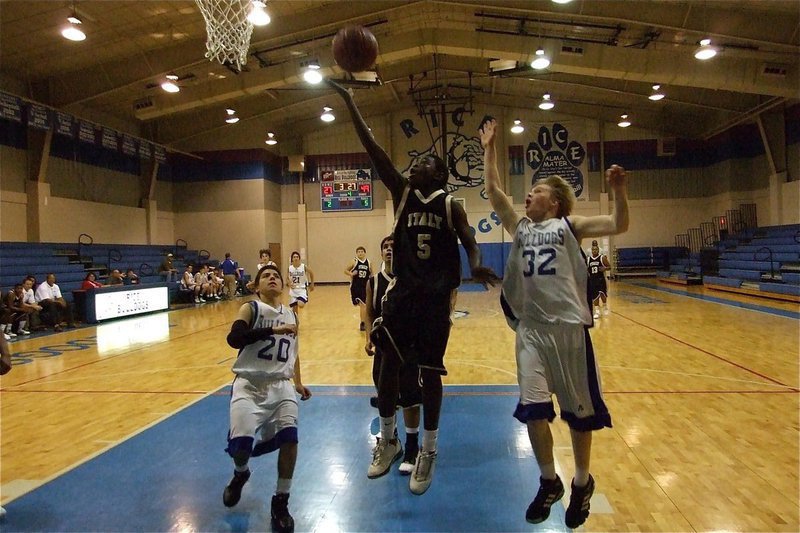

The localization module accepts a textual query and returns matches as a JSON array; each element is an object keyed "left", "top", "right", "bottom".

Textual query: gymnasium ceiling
[{"left": 0, "top": 0, "right": 798, "bottom": 152}]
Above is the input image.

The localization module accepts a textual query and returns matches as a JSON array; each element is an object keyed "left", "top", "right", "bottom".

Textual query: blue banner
[
  {"left": 101, "top": 127, "right": 118, "bottom": 151},
  {"left": 0, "top": 92, "right": 22, "bottom": 122},
  {"left": 78, "top": 121, "right": 96, "bottom": 144},
  {"left": 27, "top": 103, "right": 50, "bottom": 130},
  {"left": 55, "top": 111, "right": 74, "bottom": 137}
]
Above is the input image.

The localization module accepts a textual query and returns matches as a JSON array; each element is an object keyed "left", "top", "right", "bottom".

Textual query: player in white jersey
[
  {"left": 287, "top": 251, "right": 314, "bottom": 311},
  {"left": 482, "top": 118, "right": 629, "bottom": 529},
  {"left": 222, "top": 264, "right": 312, "bottom": 533}
]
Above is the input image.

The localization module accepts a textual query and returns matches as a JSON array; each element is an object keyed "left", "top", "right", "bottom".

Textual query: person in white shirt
[
  {"left": 181, "top": 264, "right": 204, "bottom": 303},
  {"left": 34, "top": 273, "right": 75, "bottom": 331},
  {"left": 21, "top": 277, "right": 43, "bottom": 330}
]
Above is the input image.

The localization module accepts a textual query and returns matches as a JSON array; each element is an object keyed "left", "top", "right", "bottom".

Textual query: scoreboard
[{"left": 320, "top": 168, "right": 373, "bottom": 212}]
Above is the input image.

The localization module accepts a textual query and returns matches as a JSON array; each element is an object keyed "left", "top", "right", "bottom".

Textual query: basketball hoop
[{"left": 195, "top": 0, "right": 254, "bottom": 71}]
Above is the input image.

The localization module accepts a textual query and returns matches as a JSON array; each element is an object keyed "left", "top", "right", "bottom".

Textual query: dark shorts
[
  {"left": 373, "top": 349, "right": 423, "bottom": 408},
  {"left": 588, "top": 276, "right": 608, "bottom": 301},
  {"left": 372, "top": 279, "right": 453, "bottom": 375},
  {"left": 350, "top": 283, "right": 367, "bottom": 306}
]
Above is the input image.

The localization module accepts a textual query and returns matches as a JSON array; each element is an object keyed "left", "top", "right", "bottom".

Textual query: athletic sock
[{"left": 422, "top": 428, "right": 438, "bottom": 453}]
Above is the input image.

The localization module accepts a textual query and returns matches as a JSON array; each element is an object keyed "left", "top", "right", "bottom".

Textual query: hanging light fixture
[
  {"left": 247, "top": 0, "right": 271, "bottom": 26},
  {"left": 161, "top": 74, "right": 180, "bottom": 93},
  {"left": 320, "top": 106, "right": 335, "bottom": 122},
  {"left": 303, "top": 63, "right": 322, "bottom": 84},
  {"left": 694, "top": 38, "right": 718, "bottom": 60},
  {"left": 225, "top": 109, "right": 239, "bottom": 124},
  {"left": 530, "top": 48, "right": 551, "bottom": 70},
  {"left": 62, "top": 13, "right": 86, "bottom": 41},
  {"left": 265, "top": 132, "right": 277, "bottom": 145},
  {"left": 648, "top": 84, "right": 665, "bottom": 101},
  {"left": 510, "top": 119, "right": 524, "bottom": 134},
  {"left": 538, "top": 93, "right": 555, "bottom": 110},
  {"left": 617, "top": 114, "right": 631, "bottom": 128},
  {"left": 552, "top": 0, "right": 574, "bottom": 3}
]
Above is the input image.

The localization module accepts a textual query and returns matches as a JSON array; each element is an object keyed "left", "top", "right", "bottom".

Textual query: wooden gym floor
[{"left": 0, "top": 281, "right": 798, "bottom": 531}]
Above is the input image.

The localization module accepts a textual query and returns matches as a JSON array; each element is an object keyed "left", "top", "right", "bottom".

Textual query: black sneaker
[
  {"left": 360, "top": 321, "right": 366, "bottom": 331},
  {"left": 222, "top": 469, "right": 250, "bottom": 507},
  {"left": 565, "top": 475, "right": 595, "bottom": 529},
  {"left": 525, "top": 475, "right": 565, "bottom": 524},
  {"left": 271, "top": 493, "right": 294, "bottom": 533},
  {"left": 369, "top": 396, "right": 378, "bottom": 408}
]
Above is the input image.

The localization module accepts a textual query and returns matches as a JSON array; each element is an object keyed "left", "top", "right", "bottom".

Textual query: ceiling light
[
  {"left": 225, "top": 108, "right": 239, "bottom": 124},
  {"left": 617, "top": 114, "right": 631, "bottom": 128},
  {"left": 552, "top": 0, "right": 574, "bottom": 3},
  {"left": 61, "top": 15, "right": 86, "bottom": 41},
  {"left": 320, "top": 106, "right": 335, "bottom": 122},
  {"left": 161, "top": 74, "right": 180, "bottom": 93},
  {"left": 538, "top": 93, "right": 555, "bottom": 110},
  {"left": 265, "top": 132, "right": 277, "bottom": 145},
  {"left": 247, "top": 0, "right": 271, "bottom": 26},
  {"left": 303, "top": 63, "right": 323, "bottom": 84},
  {"left": 648, "top": 84, "right": 665, "bottom": 101},
  {"left": 510, "top": 119, "right": 524, "bottom": 134},
  {"left": 530, "top": 48, "right": 550, "bottom": 70},
  {"left": 694, "top": 38, "right": 718, "bottom": 60}
]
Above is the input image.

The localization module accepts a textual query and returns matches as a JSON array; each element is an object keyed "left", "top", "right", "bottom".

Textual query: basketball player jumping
[
  {"left": 223, "top": 264, "right": 312, "bottom": 533},
  {"left": 481, "top": 118, "right": 629, "bottom": 528},
  {"left": 327, "top": 79, "right": 498, "bottom": 495}
]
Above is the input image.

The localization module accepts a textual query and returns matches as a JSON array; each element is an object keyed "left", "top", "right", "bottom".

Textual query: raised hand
[
  {"left": 605, "top": 164, "right": 627, "bottom": 190},
  {"left": 479, "top": 118, "right": 497, "bottom": 149}
]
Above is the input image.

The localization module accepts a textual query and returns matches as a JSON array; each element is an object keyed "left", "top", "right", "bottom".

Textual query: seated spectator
[
  {"left": 21, "top": 277, "right": 43, "bottom": 330},
  {"left": 125, "top": 268, "right": 140, "bottom": 285},
  {"left": 194, "top": 264, "right": 217, "bottom": 301},
  {"left": 208, "top": 266, "right": 224, "bottom": 298},
  {"left": 159, "top": 254, "right": 179, "bottom": 282},
  {"left": 4, "top": 284, "right": 30, "bottom": 336},
  {"left": 107, "top": 269, "right": 125, "bottom": 286},
  {"left": 1, "top": 294, "right": 14, "bottom": 340},
  {"left": 35, "top": 273, "right": 76, "bottom": 331},
  {"left": 181, "top": 264, "right": 203, "bottom": 304},
  {"left": 81, "top": 272, "right": 104, "bottom": 290}
]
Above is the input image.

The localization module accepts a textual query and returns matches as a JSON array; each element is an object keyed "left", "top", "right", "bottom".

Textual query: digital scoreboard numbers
[{"left": 320, "top": 168, "right": 373, "bottom": 212}]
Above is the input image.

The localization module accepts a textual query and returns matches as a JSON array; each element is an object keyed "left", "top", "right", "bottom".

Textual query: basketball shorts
[
  {"left": 372, "top": 279, "right": 454, "bottom": 375},
  {"left": 350, "top": 283, "right": 367, "bottom": 306},
  {"left": 227, "top": 375, "right": 299, "bottom": 457},
  {"left": 373, "top": 348, "right": 423, "bottom": 408},
  {"left": 513, "top": 320, "right": 611, "bottom": 432},
  {"left": 288, "top": 287, "right": 308, "bottom": 306},
  {"left": 588, "top": 276, "right": 608, "bottom": 301}
]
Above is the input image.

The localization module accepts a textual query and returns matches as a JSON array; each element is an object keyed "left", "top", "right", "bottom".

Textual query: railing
[
  {"left": 139, "top": 263, "right": 154, "bottom": 276},
  {"left": 108, "top": 249, "right": 121, "bottom": 271},
  {"left": 754, "top": 247, "right": 776, "bottom": 280},
  {"left": 700, "top": 221, "right": 717, "bottom": 247},
  {"left": 78, "top": 233, "right": 93, "bottom": 258},
  {"left": 175, "top": 239, "right": 187, "bottom": 259},
  {"left": 198, "top": 249, "right": 211, "bottom": 262}
]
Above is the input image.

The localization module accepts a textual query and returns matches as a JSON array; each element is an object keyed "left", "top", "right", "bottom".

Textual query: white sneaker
[
  {"left": 409, "top": 450, "right": 437, "bottom": 495},
  {"left": 2, "top": 333, "right": 10, "bottom": 340},
  {"left": 592, "top": 310, "right": 600, "bottom": 320},
  {"left": 194, "top": 297, "right": 201, "bottom": 304},
  {"left": 18, "top": 329, "right": 30, "bottom": 335},
  {"left": 5, "top": 331, "right": 16, "bottom": 338},
  {"left": 603, "top": 307, "right": 610, "bottom": 316},
  {"left": 367, "top": 438, "right": 402, "bottom": 479}
]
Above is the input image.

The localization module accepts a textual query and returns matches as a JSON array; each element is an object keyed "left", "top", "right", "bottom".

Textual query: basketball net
[{"left": 195, "top": 0, "right": 254, "bottom": 70}]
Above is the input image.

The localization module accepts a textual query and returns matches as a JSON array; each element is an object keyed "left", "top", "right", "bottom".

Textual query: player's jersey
[
  {"left": 369, "top": 270, "right": 395, "bottom": 317},
  {"left": 351, "top": 258, "right": 371, "bottom": 290},
  {"left": 501, "top": 217, "right": 592, "bottom": 326},
  {"left": 392, "top": 186, "right": 460, "bottom": 293},
  {"left": 232, "top": 300, "right": 298, "bottom": 380},
  {"left": 587, "top": 254, "right": 606, "bottom": 281},
  {"left": 288, "top": 263, "right": 308, "bottom": 289}
]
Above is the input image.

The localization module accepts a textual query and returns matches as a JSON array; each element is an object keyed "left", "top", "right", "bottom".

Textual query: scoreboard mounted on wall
[{"left": 320, "top": 168, "right": 373, "bottom": 212}]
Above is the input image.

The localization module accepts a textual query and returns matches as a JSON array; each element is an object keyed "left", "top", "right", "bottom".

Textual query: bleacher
[
  {"left": 703, "top": 223, "right": 800, "bottom": 302},
  {"left": 0, "top": 240, "right": 207, "bottom": 305},
  {"left": 614, "top": 246, "right": 686, "bottom": 278}
]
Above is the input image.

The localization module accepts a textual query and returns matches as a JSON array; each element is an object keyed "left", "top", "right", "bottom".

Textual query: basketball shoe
[
  {"left": 271, "top": 493, "right": 294, "bottom": 533},
  {"left": 368, "top": 438, "right": 402, "bottom": 478},
  {"left": 222, "top": 469, "right": 250, "bottom": 507},
  {"left": 399, "top": 437, "right": 419, "bottom": 475},
  {"left": 409, "top": 450, "right": 437, "bottom": 495},
  {"left": 526, "top": 475, "right": 565, "bottom": 524},
  {"left": 564, "top": 475, "right": 595, "bottom": 528}
]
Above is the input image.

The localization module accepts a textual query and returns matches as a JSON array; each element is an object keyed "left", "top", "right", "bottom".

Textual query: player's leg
[
  {"left": 397, "top": 363, "right": 422, "bottom": 474},
  {"left": 599, "top": 277, "right": 609, "bottom": 315},
  {"left": 266, "top": 383, "right": 301, "bottom": 533},
  {"left": 223, "top": 378, "right": 260, "bottom": 507},
  {"left": 358, "top": 301, "right": 367, "bottom": 331},
  {"left": 368, "top": 347, "right": 403, "bottom": 478}
]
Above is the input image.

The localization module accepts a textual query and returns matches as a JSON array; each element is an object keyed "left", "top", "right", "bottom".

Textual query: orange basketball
[{"left": 332, "top": 26, "right": 379, "bottom": 73}]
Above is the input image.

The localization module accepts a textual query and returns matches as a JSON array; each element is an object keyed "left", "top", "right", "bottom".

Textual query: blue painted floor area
[
  {"left": 626, "top": 280, "right": 800, "bottom": 319},
  {"left": 2, "top": 386, "right": 568, "bottom": 532}
]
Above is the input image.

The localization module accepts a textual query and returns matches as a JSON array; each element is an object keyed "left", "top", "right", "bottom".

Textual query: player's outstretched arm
[
  {"left": 480, "top": 118, "right": 521, "bottom": 236},
  {"left": 293, "top": 355, "right": 312, "bottom": 400},
  {"left": 325, "top": 79, "right": 405, "bottom": 199},
  {"left": 570, "top": 164, "right": 630, "bottom": 240},
  {"left": 452, "top": 199, "right": 500, "bottom": 287}
]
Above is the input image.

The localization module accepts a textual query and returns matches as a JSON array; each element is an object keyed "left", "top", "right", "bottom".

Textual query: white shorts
[
  {"left": 514, "top": 320, "right": 611, "bottom": 431},
  {"left": 289, "top": 287, "right": 308, "bottom": 306},
  {"left": 229, "top": 375, "right": 298, "bottom": 456}
]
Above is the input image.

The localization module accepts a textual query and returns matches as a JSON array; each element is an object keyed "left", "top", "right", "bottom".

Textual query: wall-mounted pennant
[
  {"left": 55, "top": 111, "right": 74, "bottom": 137},
  {"left": 78, "top": 120, "right": 96, "bottom": 144},
  {"left": 101, "top": 127, "right": 118, "bottom": 151},
  {"left": 27, "top": 103, "right": 50, "bottom": 130},
  {"left": 121, "top": 134, "right": 137, "bottom": 156},
  {"left": 0, "top": 92, "right": 22, "bottom": 122},
  {"left": 138, "top": 139, "right": 152, "bottom": 160}
]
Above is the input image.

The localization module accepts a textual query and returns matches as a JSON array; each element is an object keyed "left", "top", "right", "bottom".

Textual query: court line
[
  {"left": 601, "top": 364, "right": 796, "bottom": 389},
  {"left": 624, "top": 280, "right": 800, "bottom": 319},
  {"left": 614, "top": 311, "right": 795, "bottom": 389}
]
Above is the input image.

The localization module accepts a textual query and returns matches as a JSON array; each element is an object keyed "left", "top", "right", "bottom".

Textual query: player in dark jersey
[
  {"left": 344, "top": 246, "right": 373, "bottom": 331},
  {"left": 328, "top": 79, "right": 498, "bottom": 495},
  {"left": 365, "top": 236, "right": 422, "bottom": 475},
  {"left": 586, "top": 240, "right": 611, "bottom": 319}
]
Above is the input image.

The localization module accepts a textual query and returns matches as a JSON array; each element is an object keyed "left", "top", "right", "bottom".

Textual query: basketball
[{"left": 332, "top": 26, "right": 379, "bottom": 73}]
